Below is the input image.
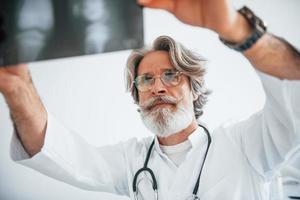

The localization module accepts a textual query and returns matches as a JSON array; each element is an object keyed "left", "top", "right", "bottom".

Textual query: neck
[{"left": 158, "top": 118, "right": 198, "bottom": 146}]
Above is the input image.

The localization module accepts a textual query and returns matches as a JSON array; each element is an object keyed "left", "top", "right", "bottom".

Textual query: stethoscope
[{"left": 132, "top": 124, "right": 211, "bottom": 200}]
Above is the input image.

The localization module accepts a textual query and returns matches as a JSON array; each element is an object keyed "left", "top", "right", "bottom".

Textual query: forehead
[{"left": 137, "top": 50, "right": 174, "bottom": 75}]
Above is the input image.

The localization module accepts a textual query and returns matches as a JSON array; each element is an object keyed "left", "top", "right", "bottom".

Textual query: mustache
[{"left": 140, "top": 96, "right": 179, "bottom": 111}]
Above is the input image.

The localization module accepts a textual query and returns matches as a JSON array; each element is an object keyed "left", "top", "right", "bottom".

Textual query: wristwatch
[{"left": 220, "top": 6, "right": 267, "bottom": 52}]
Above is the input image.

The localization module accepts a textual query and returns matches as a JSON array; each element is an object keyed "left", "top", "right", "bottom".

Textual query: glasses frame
[{"left": 133, "top": 70, "right": 183, "bottom": 92}]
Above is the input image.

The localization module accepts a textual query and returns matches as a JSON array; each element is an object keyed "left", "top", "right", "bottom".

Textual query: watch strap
[{"left": 219, "top": 6, "right": 267, "bottom": 52}]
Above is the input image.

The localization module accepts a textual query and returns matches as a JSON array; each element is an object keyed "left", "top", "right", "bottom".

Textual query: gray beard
[{"left": 140, "top": 103, "right": 194, "bottom": 138}]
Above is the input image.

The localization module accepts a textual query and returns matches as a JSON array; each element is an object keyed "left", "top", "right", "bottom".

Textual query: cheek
[
  {"left": 182, "top": 92, "right": 194, "bottom": 107},
  {"left": 176, "top": 82, "right": 192, "bottom": 99},
  {"left": 177, "top": 84, "right": 194, "bottom": 107},
  {"left": 138, "top": 92, "right": 150, "bottom": 105}
]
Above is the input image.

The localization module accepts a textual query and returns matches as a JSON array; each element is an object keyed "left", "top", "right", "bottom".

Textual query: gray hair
[{"left": 125, "top": 35, "right": 210, "bottom": 119}]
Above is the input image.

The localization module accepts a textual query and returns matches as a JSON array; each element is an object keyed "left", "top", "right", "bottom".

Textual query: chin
[{"left": 141, "top": 106, "right": 193, "bottom": 138}]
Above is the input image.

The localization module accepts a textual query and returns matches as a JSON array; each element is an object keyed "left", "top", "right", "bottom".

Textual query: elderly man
[{"left": 0, "top": 0, "right": 299, "bottom": 199}]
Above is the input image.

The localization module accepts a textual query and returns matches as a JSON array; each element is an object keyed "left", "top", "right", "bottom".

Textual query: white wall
[{"left": 0, "top": 0, "right": 299, "bottom": 199}]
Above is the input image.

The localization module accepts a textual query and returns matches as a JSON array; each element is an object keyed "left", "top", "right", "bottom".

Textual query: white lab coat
[{"left": 10, "top": 71, "right": 300, "bottom": 200}]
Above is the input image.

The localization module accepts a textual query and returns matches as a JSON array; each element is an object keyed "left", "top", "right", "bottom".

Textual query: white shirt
[
  {"left": 10, "top": 71, "right": 300, "bottom": 200},
  {"left": 160, "top": 138, "right": 192, "bottom": 166}
]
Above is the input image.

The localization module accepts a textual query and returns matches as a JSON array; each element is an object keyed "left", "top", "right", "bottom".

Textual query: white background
[{"left": 0, "top": 0, "right": 299, "bottom": 199}]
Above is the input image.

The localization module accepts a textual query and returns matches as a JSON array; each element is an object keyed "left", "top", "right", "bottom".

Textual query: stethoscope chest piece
[
  {"left": 182, "top": 194, "right": 200, "bottom": 200},
  {"left": 134, "top": 189, "right": 158, "bottom": 200}
]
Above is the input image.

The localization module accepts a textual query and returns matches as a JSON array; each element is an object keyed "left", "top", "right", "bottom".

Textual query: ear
[{"left": 192, "top": 92, "right": 198, "bottom": 101}]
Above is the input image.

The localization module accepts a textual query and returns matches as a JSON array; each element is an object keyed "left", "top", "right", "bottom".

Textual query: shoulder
[
  {"left": 211, "top": 111, "right": 264, "bottom": 149},
  {"left": 214, "top": 111, "right": 263, "bottom": 135}
]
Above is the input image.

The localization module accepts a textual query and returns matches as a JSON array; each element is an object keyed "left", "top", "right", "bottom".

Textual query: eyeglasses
[{"left": 133, "top": 69, "right": 183, "bottom": 92}]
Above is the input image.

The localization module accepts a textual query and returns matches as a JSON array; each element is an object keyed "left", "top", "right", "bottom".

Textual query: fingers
[
  {"left": 0, "top": 63, "right": 30, "bottom": 93},
  {"left": 9, "top": 63, "right": 29, "bottom": 75},
  {"left": 137, "top": 0, "right": 174, "bottom": 12},
  {"left": 11, "top": 64, "right": 31, "bottom": 83},
  {"left": 0, "top": 63, "right": 28, "bottom": 71},
  {"left": 0, "top": 71, "right": 16, "bottom": 95}
]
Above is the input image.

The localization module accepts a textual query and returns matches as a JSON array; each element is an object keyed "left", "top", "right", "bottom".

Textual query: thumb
[
  {"left": 0, "top": 71, "right": 13, "bottom": 94},
  {"left": 137, "top": 0, "right": 174, "bottom": 12}
]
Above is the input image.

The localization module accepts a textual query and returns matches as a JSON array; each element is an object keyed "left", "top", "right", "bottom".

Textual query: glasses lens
[
  {"left": 135, "top": 75, "right": 154, "bottom": 92},
  {"left": 134, "top": 70, "right": 181, "bottom": 92},
  {"left": 161, "top": 70, "right": 181, "bottom": 86}
]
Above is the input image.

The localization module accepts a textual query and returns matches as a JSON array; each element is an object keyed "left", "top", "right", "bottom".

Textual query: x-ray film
[{"left": 0, "top": 0, "right": 144, "bottom": 66}]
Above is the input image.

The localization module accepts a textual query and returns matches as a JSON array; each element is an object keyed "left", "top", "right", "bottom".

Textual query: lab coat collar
[
  {"left": 188, "top": 126, "right": 207, "bottom": 148},
  {"left": 153, "top": 125, "right": 208, "bottom": 156}
]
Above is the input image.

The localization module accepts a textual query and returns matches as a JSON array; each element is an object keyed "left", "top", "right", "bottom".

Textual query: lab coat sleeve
[
  {"left": 10, "top": 112, "right": 130, "bottom": 196},
  {"left": 225, "top": 70, "right": 300, "bottom": 176}
]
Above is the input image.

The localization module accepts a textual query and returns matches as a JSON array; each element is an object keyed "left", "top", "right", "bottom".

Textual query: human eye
[
  {"left": 140, "top": 74, "right": 153, "bottom": 85},
  {"left": 163, "top": 70, "right": 177, "bottom": 80}
]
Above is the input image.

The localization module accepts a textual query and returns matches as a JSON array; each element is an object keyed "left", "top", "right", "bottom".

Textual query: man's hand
[
  {"left": 0, "top": 64, "right": 47, "bottom": 157},
  {"left": 0, "top": 64, "right": 31, "bottom": 96},
  {"left": 137, "top": 0, "right": 252, "bottom": 42},
  {"left": 137, "top": 0, "right": 300, "bottom": 79}
]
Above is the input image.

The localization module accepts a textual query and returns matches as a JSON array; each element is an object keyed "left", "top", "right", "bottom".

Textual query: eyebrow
[{"left": 139, "top": 68, "right": 175, "bottom": 76}]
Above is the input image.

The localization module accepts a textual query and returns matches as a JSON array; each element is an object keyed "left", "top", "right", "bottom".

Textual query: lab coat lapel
[
  {"left": 198, "top": 129, "right": 254, "bottom": 199},
  {"left": 165, "top": 128, "right": 208, "bottom": 199}
]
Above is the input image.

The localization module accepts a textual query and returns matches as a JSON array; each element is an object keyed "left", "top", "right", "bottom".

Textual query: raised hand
[
  {"left": 0, "top": 64, "right": 31, "bottom": 96},
  {"left": 0, "top": 64, "right": 47, "bottom": 156},
  {"left": 137, "top": 0, "right": 300, "bottom": 80},
  {"left": 137, "top": 0, "right": 241, "bottom": 38}
]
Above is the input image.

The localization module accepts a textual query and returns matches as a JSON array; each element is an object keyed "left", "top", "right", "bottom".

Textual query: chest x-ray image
[{"left": 0, "top": 0, "right": 144, "bottom": 66}]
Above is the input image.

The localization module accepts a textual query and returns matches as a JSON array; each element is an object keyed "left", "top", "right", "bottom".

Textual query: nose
[{"left": 151, "top": 77, "right": 167, "bottom": 95}]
